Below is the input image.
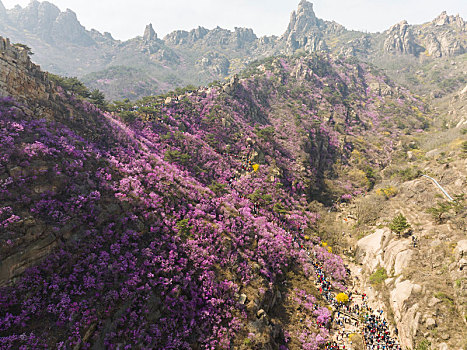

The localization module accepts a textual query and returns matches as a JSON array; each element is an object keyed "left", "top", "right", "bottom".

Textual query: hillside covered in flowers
[{"left": 0, "top": 53, "right": 429, "bottom": 349}]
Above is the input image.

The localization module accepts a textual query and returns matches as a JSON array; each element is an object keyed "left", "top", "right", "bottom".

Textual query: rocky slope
[
  {"left": 0, "top": 0, "right": 465, "bottom": 100},
  {"left": 337, "top": 124, "right": 467, "bottom": 349},
  {"left": 0, "top": 32, "right": 435, "bottom": 348},
  {"left": 382, "top": 12, "right": 466, "bottom": 58}
]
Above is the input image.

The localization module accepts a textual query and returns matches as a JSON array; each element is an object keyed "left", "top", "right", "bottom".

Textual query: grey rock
[
  {"left": 6, "top": 1, "right": 94, "bottom": 46},
  {"left": 223, "top": 74, "right": 239, "bottom": 94},
  {"left": 238, "top": 293, "right": 247, "bottom": 305},
  {"left": 8, "top": 166, "right": 23, "bottom": 179},
  {"left": 438, "top": 343, "right": 449, "bottom": 350},
  {"left": 440, "top": 333, "right": 450, "bottom": 340},
  {"left": 144, "top": 23, "right": 157, "bottom": 42},
  {"left": 428, "top": 297, "right": 441, "bottom": 307},
  {"left": 383, "top": 20, "right": 419, "bottom": 55},
  {"left": 281, "top": 0, "right": 331, "bottom": 54},
  {"left": 425, "top": 317, "right": 436, "bottom": 329}
]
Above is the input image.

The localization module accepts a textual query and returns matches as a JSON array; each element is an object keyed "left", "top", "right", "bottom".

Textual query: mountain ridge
[{"left": 0, "top": 0, "right": 465, "bottom": 100}]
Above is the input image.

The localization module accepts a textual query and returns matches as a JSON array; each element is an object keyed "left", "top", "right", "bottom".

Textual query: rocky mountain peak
[
  {"left": 282, "top": 1, "right": 327, "bottom": 53},
  {"left": 285, "top": 0, "right": 318, "bottom": 35},
  {"left": 143, "top": 23, "right": 157, "bottom": 41},
  {"left": 51, "top": 8, "right": 94, "bottom": 46},
  {"left": 4, "top": 1, "right": 95, "bottom": 46},
  {"left": 383, "top": 20, "right": 419, "bottom": 55},
  {"left": 7, "top": 0, "right": 61, "bottom": 33},
  {"left": 432, "top": 11, "right": 466, "bottom": 29},
  {"left": 434, "top": 11, "right": 449, "bottom": 25},
  {"left": 0, "top": 0, "right": 6, "bottom": 17},
  {"left": 297, "top": 0, "right": 316, "bottom": 17}
]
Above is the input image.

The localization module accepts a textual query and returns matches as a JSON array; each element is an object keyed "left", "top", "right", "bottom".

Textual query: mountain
[
  {"left": 2, "top": 31, "right": 454, "bottom": 348},
  {"left": 0, "top": 0, "right": 465, "bottom": 100},
  {"left": 382, "top": 12, "right": 466, "bottom": 57}
]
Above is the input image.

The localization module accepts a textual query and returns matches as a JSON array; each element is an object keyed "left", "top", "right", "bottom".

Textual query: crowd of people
[
  {"left": 225, "top": 149, "right": 402, "bottom": 349},
  {"left": 288, "top": 217, "right": 403, "bottom": 349}
]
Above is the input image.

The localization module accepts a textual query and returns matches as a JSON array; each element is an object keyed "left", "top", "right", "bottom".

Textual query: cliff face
[
  {"left": 348, "top": 143, "right": 467, "bottom": 349},
  {"left": 0, "top": 36, "right": 113, "bottom": 286},
  {"left": 382, "top": 11, "right": 466, "bottom": 58},
  {"left": 383, "top": 21, "right": 420, "bottom": 55},
  {"left": 0, "top": 36, "right": 54, "bottom": 104},
  {"left": 282, "top": 0, "right": 326, "bottom": 53}
]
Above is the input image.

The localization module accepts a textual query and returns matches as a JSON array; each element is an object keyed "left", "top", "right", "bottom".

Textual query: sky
[{"left": 2, "top": 0, "right": 467, "bottom": 41}]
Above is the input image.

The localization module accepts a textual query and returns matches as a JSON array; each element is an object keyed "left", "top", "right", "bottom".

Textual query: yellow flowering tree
[{"left": 336, "top": 293, "right": 349, "bottom": 304}]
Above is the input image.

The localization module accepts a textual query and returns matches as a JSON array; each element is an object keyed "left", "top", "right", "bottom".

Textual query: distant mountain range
[{"left": 0, "top": 0, "right": 466, "bottom": 100}]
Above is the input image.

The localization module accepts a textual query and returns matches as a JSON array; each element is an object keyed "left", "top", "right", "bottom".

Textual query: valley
[{"left": 0, "top": 1, "right": 466, "bottom": 349}]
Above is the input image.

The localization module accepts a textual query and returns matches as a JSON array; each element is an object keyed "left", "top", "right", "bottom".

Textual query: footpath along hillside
[{"left": 230, "top": 152, "right": 401, "bottom": 350}]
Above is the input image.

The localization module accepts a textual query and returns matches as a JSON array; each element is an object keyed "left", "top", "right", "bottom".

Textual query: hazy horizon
[{"left": 2, "top": 0, "right": 466, "bottom": 41}]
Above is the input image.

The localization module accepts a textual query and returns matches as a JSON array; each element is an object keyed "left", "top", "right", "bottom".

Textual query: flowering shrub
[
  {"left": 297, "top": 327, "right": 330, "bottom": 350},
  {"left": 313, "top": 307, "right": 332, "bottom": 325},
  {"left": 0, "top": 53, "right": 428, "bottom": 348}
]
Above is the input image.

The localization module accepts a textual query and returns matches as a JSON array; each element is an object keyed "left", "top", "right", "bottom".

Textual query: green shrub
[
  {"left": 395, "top": 167, "right": 422, "bottom": 181},
  {"left": 462, "top": 141, "right": 467, "bottom": 154},
  {"left": 88, "top": 89, "right": 107, "bottom": 109},
  {"left": 164, "top": 149, "right": 191, "bottom": 165},
  {"left": 416, "top": 339, "right": 431, "bottom": 350},
  {"left": 273, "top": 202, "right": 288, "bottom": 214},
  {"left": 364, "top": 167, "right": 378, "bottom": 190},
  {"left": 13, "top": 43, "right": 33, "bottom": 55},
  {"left": 452, "top": 194, "right": 466, "bottom": 214},
  {"left": 369, "top": 267, "right": 388, "bottom": 284},
  {"left": 120, "top": 111, "right": 137, "bottom": 123},
  {"left": 434, "top": 292, "right": 454, "bottom": 305},
  {"left": 256, "top": 126, "right": 275, "bottom": 140},
  {"left": 176, "top": 219, "right": 193, "bottom": 240},
  {"left": 209, "top": 181, "right": 227, "bottom": 195},
  {"left": 389, "top": 214, "right": 411, "bottom": 235},
  {"left": 49, "top": 73, "right": 90, "bottom": 98},
  {"left": 426, "top": 201, "right": 452, "bottom": 223}
]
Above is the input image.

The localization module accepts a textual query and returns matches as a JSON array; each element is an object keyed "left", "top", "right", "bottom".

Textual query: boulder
[
  {"left": 454, "top": 240, "right": 467, "bottom": 260},
  {"left": 257, "top": 309, "right": 266, "bottom": 318},
  {"left": 459, "top": 258, "right": 467, "bottom": 271},
  {"left": 388, "top": 280, "right": 423, "bottom": 349},
  {"left": 238, "top": 293, "right": 247, "bottom": 305},
  {"left": 393, "top": 249, "right": 413, "bottom": 276},
  {"left": 438, "top": 343, "right": 449, "bottom": 350},
  {"left": 428, "top": 297, "right": 441, "bottom": 307},
  {"left": 356, "top": 228, "right": 390, "bottom": 272},
  {"left": 383, "top": 239, "right": 412, "bottom": 276},
  {"left": 426, "top": 317, "right": 436, "bottom": 329},
  {"left": 390, "top": 280, "right": 416, "bottom": 318}
]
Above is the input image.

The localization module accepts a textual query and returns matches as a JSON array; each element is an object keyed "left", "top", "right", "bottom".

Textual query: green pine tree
[
  {"left": 89, "top": 89, "right": 107, "bottom": 109},
  {"left": 389, "top": 213, "right": 411, "bottom": 236}
]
